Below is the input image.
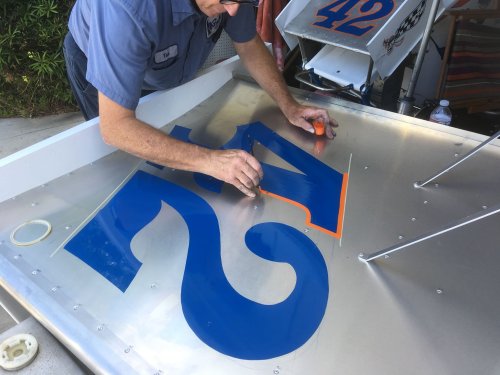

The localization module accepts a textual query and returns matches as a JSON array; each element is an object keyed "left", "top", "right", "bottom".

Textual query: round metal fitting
[{"left": 0, "top": 333, "right": 39, "bottom": 371}]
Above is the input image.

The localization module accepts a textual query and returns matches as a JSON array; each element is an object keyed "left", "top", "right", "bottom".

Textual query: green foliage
[{"left": 0, "top": 0, "right": 77, "bottom": 117}]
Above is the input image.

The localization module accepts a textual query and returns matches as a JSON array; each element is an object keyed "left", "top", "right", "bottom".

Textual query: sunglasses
[{"left": 219, "top": 0, "right": 260, "bottom": 6}]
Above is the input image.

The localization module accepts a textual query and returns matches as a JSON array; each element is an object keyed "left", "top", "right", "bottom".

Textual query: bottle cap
[{"left": 439, "top": 99, "right": 449, "bottom": 106}]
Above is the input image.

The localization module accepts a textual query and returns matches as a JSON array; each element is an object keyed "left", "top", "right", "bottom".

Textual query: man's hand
[
  {"left": 99, "top": 92, "right": 263, "bottom": 198},
  {"left": 207, "top": 149, "right": 263, "bottom": 198},
  {"left": 283, "top": 102, "right": 339, "bottom": 139},
  {"left": 234, "top": 35, "right": 339, "bottom": 140}
]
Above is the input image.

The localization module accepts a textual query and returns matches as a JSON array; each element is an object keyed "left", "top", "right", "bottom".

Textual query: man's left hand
[{"left": 284, "top": 103, "right": 339, "bottom": 139}]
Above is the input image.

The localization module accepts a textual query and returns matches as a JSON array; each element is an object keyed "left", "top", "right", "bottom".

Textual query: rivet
[
  {"left": 364, "top": 166, "right": 369, "bottom": 170},
  {"left": 97, "top": 325, "right": 105, "bottom": 331},
  {"left": 423, "top": 200, "right": 428, "bottom": 204},
  {"left": 31, "top": 202, "right": 38, "bottom": 207},
  {"left": 51, "top": 286, "right": 60, "bottom": 292},
  {"left": 150, "top": 283, "right": 157, "bottom": 289},
  {"left": 31, "top": 269, "right": 41, "bottom": 275},
  {"left": 65, "top": 225, "right": 72, "bottom": 230},
  {"left": 436, "top": 289, "right": 443, "bottom": 294},
  {"left": 303, "top": 228, "right": 310, "bottom": 233},
  {"left": 73, "top": 304, "right": 81, "bottom": 311},
  {"left": 434, "top": 183, "right": 439, "bottom": 188},
  {"left": 398, "top": 235, "right": 404, "bottom": 240},
  {"left": 13, "top": 254, "right": 22, "bottom": 259},
  {"left": 411, "top": 217, "right": 416, "bottom": 222},
  {"left": 482, "top": 205, "right": 488, "bottom": 210},
  {"left": 124, "top": 345, "right": 133, "bottom": 354},
  {"left": 454, "top": 153, "right": 459, "bottom": 157},
  {"left": 384, "top": 255, "right": 390, "bottom": 259}
]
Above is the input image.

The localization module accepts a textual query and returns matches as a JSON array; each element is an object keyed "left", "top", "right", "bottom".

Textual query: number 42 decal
[{"left": 314, "top": 0, "right": 395, "bottom": 37}]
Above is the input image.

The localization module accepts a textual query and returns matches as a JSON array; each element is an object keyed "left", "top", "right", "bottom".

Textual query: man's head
[{"left": 194, "top": 0, "right": 260, "bottom": 17}]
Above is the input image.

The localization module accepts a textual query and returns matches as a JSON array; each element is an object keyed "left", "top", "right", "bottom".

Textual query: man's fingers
[
  {"left": 325, "top": 121, "right": 337, "bottom": 139},
  {"left": 242, "top": 157, "right": 263, "bottom": 185},
  {"left": 245, "top": 154, "right": 264, "bottom": 180},
  {"left": 208, "top": 149, "right": 263, "bottom": 197},
  {"left": 236, "top": 183, "right": 257, "bottom": 198}
]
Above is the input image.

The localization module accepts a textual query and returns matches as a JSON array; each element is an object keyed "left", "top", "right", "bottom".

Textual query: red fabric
[{"left": 257, "top": 0, "right": 287, "bottom": 71}]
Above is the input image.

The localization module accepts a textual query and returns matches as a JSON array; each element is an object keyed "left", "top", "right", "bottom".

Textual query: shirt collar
[{"left": 171, "top": 0, "right": 200, "bottom": 26}]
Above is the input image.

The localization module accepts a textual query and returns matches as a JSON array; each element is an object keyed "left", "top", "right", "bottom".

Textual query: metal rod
[
  {"left": 399, "top": 0, "right": 441, "bottom": 115},
  {"left": 359, "top": 202, "right": 500, "bottom": 262},
  {"left": 297, "top": 37, "right": 309, "bottom": 70},
  {"left": 294, "top": 70, "right": 356, "bottom": 94},
  {"left": 415, "top": 130, "right": 500, "bottom": 188},
  {"left": 364, "top": 58, "right": 374, "bottom": 88}
]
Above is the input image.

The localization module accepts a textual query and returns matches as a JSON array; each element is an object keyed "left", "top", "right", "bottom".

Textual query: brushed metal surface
[{"left": 1, "top": 79, "right": 499, "bottom": 374}]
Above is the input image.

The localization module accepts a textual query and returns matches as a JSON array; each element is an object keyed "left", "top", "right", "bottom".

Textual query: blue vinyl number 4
[{"left": 314, "top": 0, "right": 395, "bottom": 36}]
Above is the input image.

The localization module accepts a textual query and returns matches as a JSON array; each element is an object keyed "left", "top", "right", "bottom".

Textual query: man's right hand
[
  {"left": 98, "top": 93, "right": 263, "bottom": 198},
  {"left": 207, "top": 149, "right": 263, "bottom": 198}
]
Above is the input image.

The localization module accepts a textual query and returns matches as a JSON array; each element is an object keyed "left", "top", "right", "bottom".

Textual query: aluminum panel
[{"left": 1, "top": 79, "right": 500, "bottom": 374}]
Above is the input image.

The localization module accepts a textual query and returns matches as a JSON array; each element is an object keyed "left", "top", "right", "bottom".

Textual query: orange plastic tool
[{"left": 312, "top": 119, "right": 325, "bottom": 136}]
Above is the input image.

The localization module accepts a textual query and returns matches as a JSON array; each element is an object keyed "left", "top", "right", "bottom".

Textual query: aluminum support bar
[
  {"left": 399, "top": 0, "right": 441, "bottom": 115},
  {"left": 415, "top": 130, "right": 500, "bottom": 188},
  {"left": 359, "top": 202, "right": 500, "bottom": 262}
]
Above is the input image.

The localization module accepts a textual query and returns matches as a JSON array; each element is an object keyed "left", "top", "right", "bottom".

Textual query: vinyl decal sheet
[{"left": 66, "top": 121, "right": 347, "bottom": 360}]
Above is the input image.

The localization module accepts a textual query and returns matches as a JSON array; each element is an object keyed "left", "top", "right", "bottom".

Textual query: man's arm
[
  {"left": 234, "top": 34, "right": 338, "bottom": 138},
  {"left": 98, "top": 92, "right": 263, "bottom": 197}
]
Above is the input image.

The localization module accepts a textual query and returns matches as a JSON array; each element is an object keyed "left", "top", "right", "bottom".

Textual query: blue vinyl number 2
[{"left": 314, "top": 0, "right": 395, "bottom": 36}]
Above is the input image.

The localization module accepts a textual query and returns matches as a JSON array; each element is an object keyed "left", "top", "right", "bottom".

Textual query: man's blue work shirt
[{"left": 69, "top": 0, "right": 256, "bottom": 110}]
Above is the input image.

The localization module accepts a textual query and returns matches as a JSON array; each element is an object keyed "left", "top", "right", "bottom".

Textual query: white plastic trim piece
[
  {"left": 10, "top": 219, "right": 52, "bottom": 246},
  {"left": 0, "top": 333, "right": 39, "bottom": 371}
]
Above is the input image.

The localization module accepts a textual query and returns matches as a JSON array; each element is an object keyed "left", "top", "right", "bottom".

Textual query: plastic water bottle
[{"left": 429, "top": 99, "right": 452, "bottom": 126}]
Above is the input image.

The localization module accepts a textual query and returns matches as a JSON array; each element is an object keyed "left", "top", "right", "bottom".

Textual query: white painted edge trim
[{"left": 0, "top": 56, "right": 242, "bottom": 203}]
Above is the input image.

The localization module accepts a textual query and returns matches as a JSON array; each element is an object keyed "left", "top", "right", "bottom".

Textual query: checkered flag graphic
[{"left": 384, "top": 0, "right": 427, "bottom": 54}]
